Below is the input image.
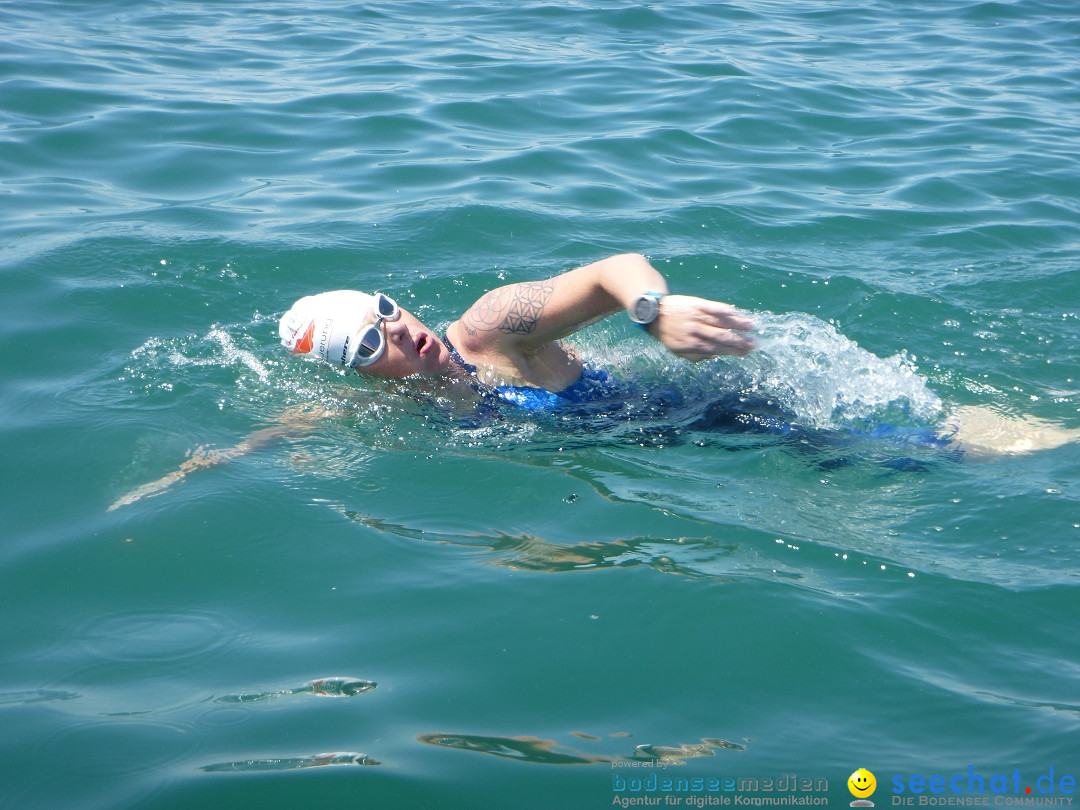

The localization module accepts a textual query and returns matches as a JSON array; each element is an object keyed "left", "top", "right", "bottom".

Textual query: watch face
[{"left": 633, "top": 295, "right": 658, "bottom": 324}]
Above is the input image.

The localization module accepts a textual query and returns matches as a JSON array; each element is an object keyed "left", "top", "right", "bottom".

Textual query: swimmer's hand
[{"left": 650, "top": 295, "right": 755, "bottom": 361}]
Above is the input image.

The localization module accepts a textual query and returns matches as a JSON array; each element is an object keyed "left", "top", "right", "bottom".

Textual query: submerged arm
[{"left": 108, "top": 404, "right": 332, "bottom": 511}]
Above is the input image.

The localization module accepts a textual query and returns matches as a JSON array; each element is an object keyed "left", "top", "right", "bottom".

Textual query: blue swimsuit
[
  {"left": 442, "top": 334, "right": 951, "bottom": 456},
  {"left": 443, "top": 334, "right": 618, "bottom": 411}
]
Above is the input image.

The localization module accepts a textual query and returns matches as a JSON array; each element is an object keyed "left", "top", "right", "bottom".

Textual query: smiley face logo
[{"left": 848, "top": 768, "right": 877, "bottom": 799}]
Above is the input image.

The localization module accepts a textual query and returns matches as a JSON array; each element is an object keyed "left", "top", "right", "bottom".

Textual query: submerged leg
[{"left": 944, "top": 405, "right": 1080, "bottom": 457}]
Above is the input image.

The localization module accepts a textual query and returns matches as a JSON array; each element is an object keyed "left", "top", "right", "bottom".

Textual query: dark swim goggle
[{"left": 350, "top": 293, "right": 401, "bottom": 368}]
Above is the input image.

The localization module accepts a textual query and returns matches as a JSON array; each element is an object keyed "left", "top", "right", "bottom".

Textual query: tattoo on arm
[{"left": 462, "top": 280, "right": 556, "bottom": 336}]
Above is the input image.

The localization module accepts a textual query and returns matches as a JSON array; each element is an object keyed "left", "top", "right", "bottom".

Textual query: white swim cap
[{"left": 279, "top": 290, "right": 375, "bottom": 368}]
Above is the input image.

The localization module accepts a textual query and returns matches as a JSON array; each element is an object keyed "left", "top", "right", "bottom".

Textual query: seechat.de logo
[{"left": 850, "top": 768, "right": 878, "bottom": 807}]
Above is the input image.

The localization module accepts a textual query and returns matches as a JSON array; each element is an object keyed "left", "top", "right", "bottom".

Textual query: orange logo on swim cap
[{"left": 290, "top": 321, "right": 315, "bottom": 354}]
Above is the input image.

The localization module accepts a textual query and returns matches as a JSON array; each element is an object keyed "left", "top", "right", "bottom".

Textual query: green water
[{"left": 2, "top": 2, "right": 1078, "bottom": 809}]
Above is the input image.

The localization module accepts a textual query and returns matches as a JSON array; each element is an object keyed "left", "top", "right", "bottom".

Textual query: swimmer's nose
[{"left": 382, "top": 319, "right": 409, "bottom": 342}]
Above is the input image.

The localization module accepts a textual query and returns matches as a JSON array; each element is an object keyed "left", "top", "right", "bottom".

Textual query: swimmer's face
[{"left": 357, "top": 307, "right": 452, "bottom": 379}]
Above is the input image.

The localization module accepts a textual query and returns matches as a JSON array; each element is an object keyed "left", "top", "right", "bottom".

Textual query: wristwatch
[{"left": 629, "top": 291, "right": 666, "bottom": 328}]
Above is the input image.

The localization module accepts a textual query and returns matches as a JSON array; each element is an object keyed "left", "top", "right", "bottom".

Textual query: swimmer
[
  {"left": 278, "top": 252, "right": 755, "bottom": 398},
  {"left": 110, "top": 254, "right": 1077, "bottom": 510},
  {"left": 111, "top": 254, "right": 748, "bottom": 510}
]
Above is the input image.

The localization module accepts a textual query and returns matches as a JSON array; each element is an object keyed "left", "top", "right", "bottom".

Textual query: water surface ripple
[{"left": 2, "top": 2, "right": 1078, "bottom": 809}]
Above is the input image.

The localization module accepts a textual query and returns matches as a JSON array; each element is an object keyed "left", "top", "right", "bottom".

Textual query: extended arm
[
  {"left": 108, "top": 404, "right": 332, "bottom": 511},
  {"left": 450, "top": 253, "right": 754, "bottom": 364}
]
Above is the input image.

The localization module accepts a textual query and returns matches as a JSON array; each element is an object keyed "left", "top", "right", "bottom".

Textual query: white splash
[
  {"left": 743, "top": 311, "right": 944, "bottom": 429},
  {"left": 130, "top": 326, "right": 272, "bottom": 383},
  {"left": 208, "top": 327, "right": 270, "bottom": 384}
]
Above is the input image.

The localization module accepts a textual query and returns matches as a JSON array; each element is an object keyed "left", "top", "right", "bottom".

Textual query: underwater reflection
[
  {"left": 418, "top": 733, "right": 611, "bottom": 765},
  {"left": 418, "top": 732, "right": 745, "bottom": 766},
  {"left": 214, "top": 676, "right": 376, "bottom": 704},
  {"left": 341, "top": 510, "right": 756, "bottom": 579},
  {"left": 0, "top": 689, "right": 81, "bottom": 705},
  {"left": 202, "top": 751, "right": 378, "bottom": 772}
]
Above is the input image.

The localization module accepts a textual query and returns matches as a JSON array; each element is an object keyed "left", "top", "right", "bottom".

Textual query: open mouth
[{"left": 415, "top": 333, "right": 430, "bottom": 356}]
